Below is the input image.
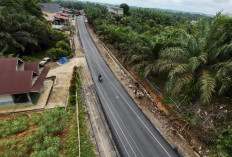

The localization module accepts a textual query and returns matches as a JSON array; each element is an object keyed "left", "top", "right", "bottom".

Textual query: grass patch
[
  {"left": 0, "top": 108, "right": 68, "bottom": 157},
  {"left": 64, "top": 66, "right": 95, "bottom": 157},
  {"left": 63, "top": 105, "right": 79, "bottom": 157},
  {"left": 21, "top": 53, "right": 46, "bottom": 62}
]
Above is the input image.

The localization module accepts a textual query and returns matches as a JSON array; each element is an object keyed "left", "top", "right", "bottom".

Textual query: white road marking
[{"left": 97, "top": 84, "right": 135, "bottom": 157}]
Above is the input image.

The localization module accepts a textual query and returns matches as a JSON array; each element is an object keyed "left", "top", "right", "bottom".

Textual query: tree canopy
[
  {"left": 120, "top": 3, "right": 129, "bottom": 15},
  {"left": 0, "top": 0, "right": 66, "bottom": 57}
]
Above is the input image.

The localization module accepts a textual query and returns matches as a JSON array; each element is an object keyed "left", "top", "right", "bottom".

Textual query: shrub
[
  {"left": 72, "top": 70, "right": 77, "bottom": 77},
  {"left": 68, "top": 95, "right": 76, "bottom": 106},
  {"left": 69, "top": 84, "right": 76, "bottom": 95},
  {"left": 73, "top": 66, "right": 78, "bottom": 71},
  {"left": 43, "top": 136, "right": 61, "bottom": 150},
  {"left": 216, "top": 129, "right": 232, "bottom": 156},
  {"left": 30, "top": 146, "right": 60, "bottom": 157},
  {"left": 47, "top": 48, "right": 68, "bottom": 60},
  {"left": 56, "top": 40, "right": 71, "bottom": 52},
  {"left": 39, "top": 109, "right": 68, "bottom": 134},
  {"left": 0, "top": 116, "right": 28, "bottom": 138},
  {"left": 70, "top": 78, "right": 76, "bottom": 85},
  {"left": 29, "top": 115, "right": 42, "bottom": 125}
]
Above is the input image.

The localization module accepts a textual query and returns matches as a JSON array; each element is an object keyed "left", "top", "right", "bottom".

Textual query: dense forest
[
  {"left": 0, "top": 0, "right": 70, "bottom": 60},
  {"left": 83, "top": 3, "right": 232, "bottom": 156}
]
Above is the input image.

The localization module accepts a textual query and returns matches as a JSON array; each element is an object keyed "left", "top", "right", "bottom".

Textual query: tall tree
[
  {"left": 155, "top": 29, "right": 213, "bottom": 104},
  {"left": 120, "top": 3, "right": 129, "bottom": 15},
  {"left": 0, "top": 13, "right": 37, "bottom": 54}
]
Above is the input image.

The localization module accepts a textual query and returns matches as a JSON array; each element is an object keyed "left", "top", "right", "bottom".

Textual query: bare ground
[{"left": 46, "top": 58, "right": 85, "bottom": 109}]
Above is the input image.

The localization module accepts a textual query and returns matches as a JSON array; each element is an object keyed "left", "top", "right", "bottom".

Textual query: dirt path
[{"left": 86, "top": 23, "right": 200, "bottom": 157}]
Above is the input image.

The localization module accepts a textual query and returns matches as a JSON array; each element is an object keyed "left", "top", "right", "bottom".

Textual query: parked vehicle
[{"left": 39, "top": 57, "right": 51, "bottom": 65}]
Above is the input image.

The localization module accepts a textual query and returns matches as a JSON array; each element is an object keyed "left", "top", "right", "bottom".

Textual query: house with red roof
[
  {"left": 54, "top": 14, "right": 69, "bottom": 25},
  {"left": 0, "top": 58, "right": 49, "bottom": 106}
]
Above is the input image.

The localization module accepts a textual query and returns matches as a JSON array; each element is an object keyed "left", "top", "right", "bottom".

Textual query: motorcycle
[{"left": 98, "top": 75, "right": 102, "bottom": 82}]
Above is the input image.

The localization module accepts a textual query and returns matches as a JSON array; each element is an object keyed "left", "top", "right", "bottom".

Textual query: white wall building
[{"left": 107, "top": 7, "right": 123, "bottom": 15}]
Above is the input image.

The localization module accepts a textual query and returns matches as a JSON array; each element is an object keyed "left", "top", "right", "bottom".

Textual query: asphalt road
[{"left": 77, "top": 16, "right": 179, "bottom": 157}]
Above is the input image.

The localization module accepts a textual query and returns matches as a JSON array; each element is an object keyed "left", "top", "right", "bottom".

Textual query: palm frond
[
  {"left": 144, "top": 63, "right": 155, "bottom": 77},
  {"left": 166, "top": 73, "right": 193, "bottom": 95},
  {"left": 218, "top": 76, "right": 232, "bottom": 95},
  {"left": 129, "top": 54, "right": 143, "bottom": 64},
  {"left": 168, "top": 64, "right": 189, "bottom": 80},
  {"left": 198, "top": 53, "right": 208, "bottom": 64},
  {"left": 199, "top": 70, "right": 216, "bottom": 104},
  {"left": 215, "top": 42, "right": 232, "bottom": 58},
  {"left": 189, "top": 57, "right": 201, "bottom": 72},
  {"left": 160, "top": 47, "right": 190, "bottom": 63},
  {"left": 155, "top": 59, "right": 180, "bottom": 73},
  {"left": 132, "top": 62, "right": 145, "bottom": 70}
]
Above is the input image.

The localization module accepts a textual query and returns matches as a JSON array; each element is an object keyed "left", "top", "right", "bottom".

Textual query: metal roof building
[
  {"left": 38, "top": 3, "right": 61, "bottom": 13},
  {"left": 0, "top": 58, "right": 49, "bottom": 106}
]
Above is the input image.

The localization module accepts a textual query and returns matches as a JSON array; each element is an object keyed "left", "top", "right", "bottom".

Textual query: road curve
[{"left": 77, "top": 16, "right": 179, "bottom": 157}]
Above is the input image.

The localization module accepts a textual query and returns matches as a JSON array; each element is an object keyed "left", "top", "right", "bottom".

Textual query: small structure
[
  {"left": 54, "top": 14, "right": 69, "bottom": 25},
  {"left": 107, "top": 7, "right": 124, "bottom": 15},
  {"left": 52, "top": 25, "right": 65, "bottom": 30},
  {"left": 191, "top": 20, "right": 197, "bottom": 25},
  {"left": 38, "top": 3, "right": 61, "bottom": 13},
  {"left": 61, "top": 12, "right": 70, "bottom": 17},
  {"left": 58, "top": 57, "right": 68, "bottom": 64},
  {"left": 0, "top": 58, "right": 50, "bottom": 106},
  {"left": 63, "top": 8, "right": 72, "bottom": 14}
]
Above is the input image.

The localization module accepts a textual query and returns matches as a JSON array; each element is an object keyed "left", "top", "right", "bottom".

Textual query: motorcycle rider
[{"left": 98, "top": 73, "right": 102, "bottom": 81}]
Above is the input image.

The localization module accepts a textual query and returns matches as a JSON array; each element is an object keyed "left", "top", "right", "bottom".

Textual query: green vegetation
[
  {"left": 76, "top": 69, "right": 95, "bottom": 157},
  {"left": 0, "top": 0, "right": 71, "bottom": 60},
  {"left": 215, "top": 129, "right": 232, "bottom": 157},
  {"left": 85, "top": 5, "right": 229, "bottom": 105},
  {"left": 55, "top": 1, "right": 96, "bottom": 12},
  {"left": 84, "top": 4, "right": 231, "bottom": 106},
  {"left": 66, "top": 66, "right": 95, "bottom": 157},
  {"left": 63, "top": 110, "right": 79, "bottom": 157},
  {"left": 120, "top": 3, "right": 130, "bottom": 15},
  {"left": 0, "top": 116, "right": 28, "bottom": 138},
  {"left": 83, "top": 3, "right": 232, "bottom": 156},
  {"left": 0, "top": 108, "right": 67, "bottom": 157}
]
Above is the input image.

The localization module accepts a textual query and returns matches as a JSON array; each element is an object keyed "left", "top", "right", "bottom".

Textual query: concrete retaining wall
[{"left": 0, "top": 95, "right": 14, "bottom": 106}]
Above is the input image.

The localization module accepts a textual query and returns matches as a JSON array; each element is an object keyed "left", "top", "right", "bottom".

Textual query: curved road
[{"left": 77, "top": 16, "right": 179, "bottom": 157}]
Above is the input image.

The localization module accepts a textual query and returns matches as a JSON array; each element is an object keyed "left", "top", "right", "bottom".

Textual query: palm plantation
[
  {"left": 84, "top": 4, "right": 232, "bottom": 156},
  {"left": 0, "top": 0, "right": 67, "bottom": 58}
]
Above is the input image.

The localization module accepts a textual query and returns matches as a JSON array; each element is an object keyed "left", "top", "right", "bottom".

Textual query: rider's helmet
[{"left": 98, "top": 73, "right": 101, "bottom": 77}]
